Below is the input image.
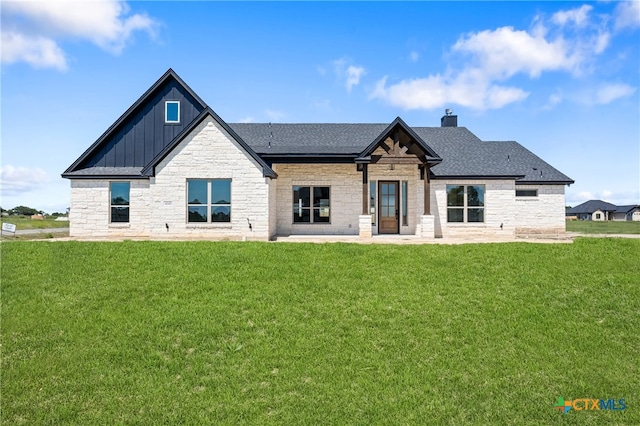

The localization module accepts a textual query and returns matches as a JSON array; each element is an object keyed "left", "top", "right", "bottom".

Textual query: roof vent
[{"left": 441, "top": 109, "right": 457, "bottom": 127}]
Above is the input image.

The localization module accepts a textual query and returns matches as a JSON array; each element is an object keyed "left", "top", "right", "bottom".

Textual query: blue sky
[{"left": 1, "top": 1, "right": 639, "bottom": 213}]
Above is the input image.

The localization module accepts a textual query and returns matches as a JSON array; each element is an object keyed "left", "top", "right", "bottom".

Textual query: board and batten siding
[{"left": 81, "top": 80, "right": 205, "bottom": 169}]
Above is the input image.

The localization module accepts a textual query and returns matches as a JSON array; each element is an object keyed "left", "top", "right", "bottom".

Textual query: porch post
[
  {"left": 423, "top": 165, "right": 431, "bottom": 215},
  {"left": 362, "top": 164, "right": 368, "bottom": 215},
  {"left": 359, "top": 163, "right": 372, "bottom": 237},
  {"left": 419, "top": 165, "right": 435, "bottom": 239}
]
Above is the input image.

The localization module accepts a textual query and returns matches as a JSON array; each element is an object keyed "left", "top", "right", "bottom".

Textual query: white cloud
[
  {"left": 614, "top": 1, "right": 640, "bottom": 31},
  {"left": 567, "top": 189, "right": 640, "bottom": 206},
  {"left": 595, "top": 83, "right": 637, "bottom": 104},
  {"left": 369, "top": 3, "right": 633, "bottom": 111},
  {"left": 332, "top": 57, "right": 366, "bottom": 92},
  {"left": 370, "top": 71, "right": 529, "bottom": 111},
  {"left": 1, "top": 165, "right": 49, "bottom": 195},
  {"left": 237, "top": 116, "right": 255, "bottom": 123},
  {"left": 345, "top": 65, "right": 365, "bottom": 92},
  {"left": 543, "top": 91, "right": 563, "bottom": 110},
  {"left": 453, "top": 26, "right": 581, "bottom": 79},
  {"left": 409, "top": 51, "right": 419, "bottom": 62},
  {"left": 1, "top": 31, "right": 67, "bottom": 70},
  {"left": 1, "top": 0, "right": 158, "bottom": 70},
  {"left": 593, "top": 31, "right": 611, "bottom": 54},
  {"left": 552, "top": 4, "right": 593, "bottom": 27},
  {"left": 573, "top": 83, "right": 638, "bottom": 105}
]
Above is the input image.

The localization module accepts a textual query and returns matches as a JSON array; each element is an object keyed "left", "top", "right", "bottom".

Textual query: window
[
  {"left": 370, "top": 181, "right": 376, "bottom": 225},
  {"left": 516, "top": 189, "right": 538, "bottom": 197},
  {"left": 165, "top": 101, "right": 180, "bottom": 123},
  {"left": 447, "top": 185, "right": 484, "bottom": 223},
  {"left": 110, "top": 182, "right": 130, "bottom": 223},
  {"left": 401, "top": 181, "right": 408, "bottom": 226},
  {"left": 293, "top": 186, "right": 330, "bottom": 223},
  {"left": 187, "top": 179, "right": 231, "bottom": 223},
  {"left": 595, "top": 213, "right": 601, "bottom": 220}
]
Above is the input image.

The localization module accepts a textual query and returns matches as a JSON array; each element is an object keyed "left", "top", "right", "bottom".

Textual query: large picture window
[
  {"left": 110, "top": 182, "right": 130, "bottom": 223},
  {"left": 293, "top": 186, "right": 330, "bottom": 223},
  {"left": 187, "top": 179, "right": 231, "bottom": 223},
  {"left": 447, "top": 185, "right": 484, "bottom": 223}
]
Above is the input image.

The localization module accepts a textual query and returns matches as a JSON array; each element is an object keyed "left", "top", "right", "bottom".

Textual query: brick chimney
[{"left": 441, "top": 108, "right": 457, "bottom": 127}]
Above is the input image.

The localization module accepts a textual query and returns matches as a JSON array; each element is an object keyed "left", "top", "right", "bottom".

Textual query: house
[
  {"left": 565, "top": 200, "right": 636, "bottom": 221},
  {"left": 613, "top": 205, "right": 640, "bottom": 221},
  {"left": 62, "top": 69, "right": 574, "bottom": 240},
  {"left": 566, "top": 200, "right": 618, "bottom": 221}
]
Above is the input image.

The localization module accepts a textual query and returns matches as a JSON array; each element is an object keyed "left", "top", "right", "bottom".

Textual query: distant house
[
  {"left": 566, "top": 200, "right": 639, "bottom": 221},
  {"left": 62, "top": 69, "right": 574, "bottom": 240},
  {"left": 613, "top": 205, "right": 640, "bottom": 221}
]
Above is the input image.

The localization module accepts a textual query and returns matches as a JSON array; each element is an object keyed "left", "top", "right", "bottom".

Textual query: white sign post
[{"left": 1, "top": 222, "right": 17, "bottom": 237}]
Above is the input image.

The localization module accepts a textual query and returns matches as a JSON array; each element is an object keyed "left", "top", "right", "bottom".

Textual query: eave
[
  {"left": 62, "top": 69, "right": 207, "bottom": 177},
  {"left": 140, "top": 108, "right": 277, "bottom": 179}
]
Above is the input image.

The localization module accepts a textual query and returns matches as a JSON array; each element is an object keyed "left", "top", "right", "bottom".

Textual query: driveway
[{"left": 10, "top": 228, "right": 69, "bottom": 235}]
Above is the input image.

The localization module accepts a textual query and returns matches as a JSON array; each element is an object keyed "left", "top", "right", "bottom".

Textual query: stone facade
[
  {"left": 432, "top": 179, "right": 517, "bottom": 238},
  {"left": 70, "top": 118, "right": 273, "bottom": 240},
  {"left": 70, "top": 179, "right": 151, "bottom": 238},
  {"left": 272, "top": 164, "right": 362, "bottom": 235},
  {"left": 69, "top": 122, "right": 567, "bottom": 240},
  {"left": 514, "top": 184, "right": 567, "bottom": 235}
]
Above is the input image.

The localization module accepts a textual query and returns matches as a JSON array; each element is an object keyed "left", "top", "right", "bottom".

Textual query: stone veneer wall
[
  {"left": 272, "top": 163, "right": 425, "bottom": 236},
  {"left": 69, "top": 118, "right": 273, "bottom": 240},
  {"left": 432, "top": 179, "right": 517, "bottom": 238},
  {"left": 149, "top": 119, "right": 271, "bottom": 239},
  {"left": 273, "top": 164, "right": 362, "bottom": 235},
  {"left": 69, "top": 179, "right": 151, "bottom": 238},
  {"left": 514, "top": 184, "right": 567, "bottom": 235}
]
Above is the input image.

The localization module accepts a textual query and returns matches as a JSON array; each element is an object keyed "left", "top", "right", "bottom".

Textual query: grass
[
  {"left": 566, "top": 220, "right": 640, "bottom": 234},
  {"left": 1, "top": 217, "right": 69, "bottom": 230},
  {"left": 2, "top": 239, "right": 639, "bottom": 425}
]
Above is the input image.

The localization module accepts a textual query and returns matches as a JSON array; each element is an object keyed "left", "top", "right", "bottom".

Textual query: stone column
[{"left": 359, "top": 215, "right": 372, "bottom": 238}]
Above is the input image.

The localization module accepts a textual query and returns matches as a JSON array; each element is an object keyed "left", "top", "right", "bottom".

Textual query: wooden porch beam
[{"left": 423, "top": 166, "right": 431, "bottom": 215}]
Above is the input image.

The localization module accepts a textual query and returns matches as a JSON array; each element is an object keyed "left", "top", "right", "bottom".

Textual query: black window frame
[
  {"left": 516, "top": 189, "right": 538, "bottom": 197},
  {"left": 446, "top": 184, "right": 485, "bottom": 223},
  {"left": 187, "top": 179, "right": 232, "bottom": 223},
  {"left": 110, "top": 181, "right": 130, "bottom": 223},
  {"left": 293, "top": 186, "right": 331, "bottom": 224}
]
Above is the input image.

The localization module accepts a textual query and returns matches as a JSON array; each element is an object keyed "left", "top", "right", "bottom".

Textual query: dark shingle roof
[
  {"left": 615, "top": 205, "right": 640, "bottom": 213},
  {"left": 229, "top": 123, "right": 573, "bottom": 183},
  {"left": 62, "top": 167, "right": 144, "bottom": 178},
  {"left": 229, "top": 123, "right": 388, "bottom": 155},
  {"left": 567, "top": 200, "right": 618, "bottom": 215}
]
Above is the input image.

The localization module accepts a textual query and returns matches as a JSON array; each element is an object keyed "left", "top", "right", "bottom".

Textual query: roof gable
[
  {"left": 63, "top": 69, "right": 207, "bottom": 176},
  {"left": 567, "top": 200, "right": 619, "bottom": 214},
  {"left": 358, "top": 117, "right": 442, "bottom": 164},
  {"left": 141, "top": 108, "right": 276, "bottom": 178}
]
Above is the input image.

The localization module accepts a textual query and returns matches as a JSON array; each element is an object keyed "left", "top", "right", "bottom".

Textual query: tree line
[{"left": 0, "top": 206, "right": 69, "bottom": 217}]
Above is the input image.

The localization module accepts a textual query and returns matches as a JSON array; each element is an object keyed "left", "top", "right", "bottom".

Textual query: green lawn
[
  {"left": 1, "top": 217, "right": 69, "bottom": 230},
  {"left": 566, "top": 219, "right": 640, "bottom": 234},
  {"left": 2, "top": 240, "right": 638, "bottom": 425}
]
